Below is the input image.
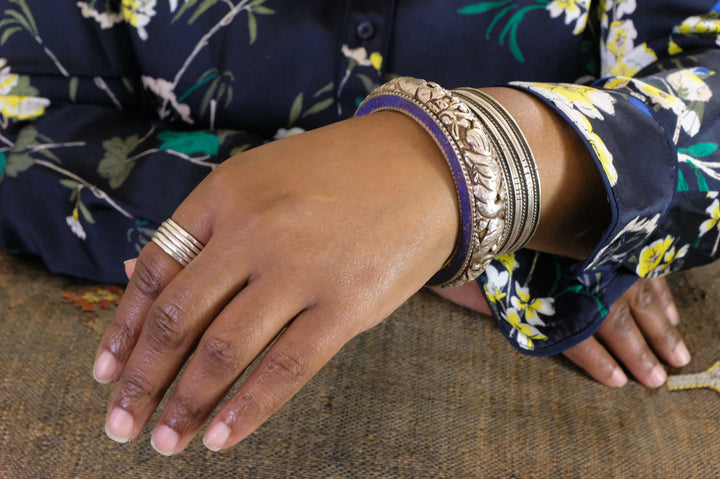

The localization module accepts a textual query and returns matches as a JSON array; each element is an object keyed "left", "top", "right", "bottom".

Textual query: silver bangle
[
  {"left": 356, "top": 77, "right": 540, "bottom": 286},
  {"left": 453, "top": 88, "right": 541, "bottom": 255}
]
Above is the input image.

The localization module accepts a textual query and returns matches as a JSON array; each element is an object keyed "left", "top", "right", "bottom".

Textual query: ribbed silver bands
[
  {"left": 453, "top": 88, "right": 541, "bottom": 256},
  {"left": 151, "top": 218, "right": 205, "bottom": 267}
]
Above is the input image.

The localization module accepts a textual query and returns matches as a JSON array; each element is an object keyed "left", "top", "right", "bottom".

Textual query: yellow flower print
[
  {"left": 0, "top": 95, "right": 50, "bottom": 121},
  {"left": 496, "top": 253, "right": 517, "bottom": 272},
  {"left": 668, "top": 39, "right": 682, "bottom": 55},
  {"left": 369, "top": 52, "right": 383, "bottom": 71},
  {"left": 675, "top": 15, "right": 720, "bottom": 36},
  {"left": 547, "top": 0, "right": 590, "bottom": 35},
  {"left": 0, "top": 58, "right": 51, "bottom": 121},
  {"left": 510, "top": 283, "right": 555, "bottom": 324},
  {"left": 122, "top": 0, "right": 156, "bottom": 40},
  {"left": 341, "top": 45, "right": 382, "bottom": 71},
  {"left": 505, "top": 308, "right": 548, "bottom": 350},
  {"left": 700, "top": 199, "right": 720, "bottom": 235},
  {"left": 602, "top": 20, "right": 657, "bottom": 78},
  {"left": 636, "top": 235, "right": 689, "bottom": 277},
  {"left": 483, "top": 264, "right": 509, "bottom": 304},
  {"left": 598, "top": 0, "right": 637, "bottom": 29},
  {"left": 513, "top": 82, "right": 618, "bottom": 184},
  {"left": 606, "top": 20, "right": 635, "bottom": 56}
]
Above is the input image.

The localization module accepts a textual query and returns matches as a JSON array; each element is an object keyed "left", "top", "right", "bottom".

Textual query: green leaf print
[
  {"left": 158, "top": 131, "right": 220, "bottom": 156},
  {"left": 678, "top": 143, "right": 718, "bottom": 157},
  {"left": 457, "top": 0, "right": 550, "bottom": 63},
  {"left": 98, "top": 135, "right": 142, "bottom": 189},
  {"left": 4, "top": 153, "right": 33, "bottom": 177},
  {"left": 0, "top": 151, "right": 7, "bottom": 179},
  {"left": 458, "top": 0, "right": 513, "bottom": 15},
  {"left": 288, "top": 93, "right": 304, "bottom": 127}
]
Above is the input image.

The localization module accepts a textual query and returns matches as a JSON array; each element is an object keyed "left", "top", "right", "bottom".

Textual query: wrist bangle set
[{"left": 355, "top": 77, "right": 541, "bottom": 287}]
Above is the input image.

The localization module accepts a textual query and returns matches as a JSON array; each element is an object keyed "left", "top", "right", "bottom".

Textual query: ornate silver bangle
[
  {"left": 356, "top": 77, "right": 540, "bottom": 287},
  {"left": 453, "top": 88, "right": 541, "bottom": 255}
]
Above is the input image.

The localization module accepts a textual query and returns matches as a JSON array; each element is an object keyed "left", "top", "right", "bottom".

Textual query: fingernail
[
  {"left": 151, "top": 425, "right": 179, "bottom": 456},
  {"left": 666, "top": 304, "right": 680, "bottom": 325},
  {"left": 649, "top": 365, "right": 667, "bottom": 388},
  {"left": 123, "top": 258, "right": 136, "bottom": 266},
  {"left": 203, "top": 422, "right": 231, "bottom": 452},
  {"left": 609, "top": 368, "right": 628, "bottom": 387},
  {"left": 94, "top": 351, "right": 119, "bottom": 384},
  {"left": 673, "top": 342, "right": 691, "bottom": 366},
  {"left": 105, "top": 408, "right": 135, "bottom": 443}
]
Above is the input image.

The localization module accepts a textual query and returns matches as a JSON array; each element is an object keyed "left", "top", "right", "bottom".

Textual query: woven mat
[{"left": 0, "top": 251, "right": 718, "bottom": 478}]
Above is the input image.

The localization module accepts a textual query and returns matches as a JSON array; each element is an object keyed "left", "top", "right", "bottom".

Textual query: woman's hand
[
  {"left": 432, "top": 276, "right": 690, "bottom": 388},
  {"left": 93, "top": 112, "right": 459, "bottom": 455},
  {"left": 563, "top": 276, "right": 689, "bottom": 388}
]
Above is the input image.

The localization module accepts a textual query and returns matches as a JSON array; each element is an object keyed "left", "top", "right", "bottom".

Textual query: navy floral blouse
[{"left": 2, "top": 0, "right": 720, "bottom": 356}]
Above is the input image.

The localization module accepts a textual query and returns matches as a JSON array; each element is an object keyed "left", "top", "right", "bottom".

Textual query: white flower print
[
  {"left": 76, "top": 2, "right": 124, "bottom": 29},
  {"left": 547, "top": 0, "right": 590, "bottom": 35},
  {"left": 142, "top": 76, "right": 194, "bottom": 124},
  {"left": 66, "top": 211, "right": 87, "bottom": 241},
  {"left": 122, "top": 0, "right": 157, "bottom": 41}
]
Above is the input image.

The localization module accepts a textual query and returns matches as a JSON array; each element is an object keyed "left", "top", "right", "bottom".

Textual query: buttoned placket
[{"left": 335, "top": 0, "right": 398, "bottom": 119}]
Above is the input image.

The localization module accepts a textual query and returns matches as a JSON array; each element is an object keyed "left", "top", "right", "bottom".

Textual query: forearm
[{"left": 483, "top": 87, "right": 611, "bottom": 261}]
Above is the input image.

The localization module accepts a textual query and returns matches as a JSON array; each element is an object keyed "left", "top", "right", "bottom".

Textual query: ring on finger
[{"left": 151, "top": 218, "right": 205, "bottom": 267}]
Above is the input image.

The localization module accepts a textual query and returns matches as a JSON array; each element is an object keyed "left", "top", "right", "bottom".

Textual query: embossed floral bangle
[{"left": 355, "top": 77, "right": 540, "bottom": 287}]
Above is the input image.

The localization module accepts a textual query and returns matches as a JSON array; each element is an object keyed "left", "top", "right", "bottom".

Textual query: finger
[
  {"left": 148, "top": 278, "right": 306, "bottom": 456},
  {"left": 629, "top": 278, "right": 690, "bottom": 368},
  {"left": 651, "top": 277, "right": 680, "bottom": 326},
  {"left": 93, "top": 243, "right": 184, "bottom": 384},
  {"left": 124, "top": 258, "right": 137, "bottom": 280},
  {"left": 596, "top": 298, "right": 667, "bottom": 388},
  {"left": 202, "top": 307, "right": 356, "bottom": 452},
  {"left": 563, "top": 336, "right": 627, "bottom": 387},
  {"left": 103, "top": 242, "right": 248, "bottom": 444}
]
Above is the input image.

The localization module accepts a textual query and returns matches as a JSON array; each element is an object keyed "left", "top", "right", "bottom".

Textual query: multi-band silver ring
[{"left": 151, "top": 218, "right": 205, "bottom": 267}]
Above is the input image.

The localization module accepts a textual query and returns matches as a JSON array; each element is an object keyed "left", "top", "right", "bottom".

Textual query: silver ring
[{"left": 151, "top": 219, "right": 205, "bottom": 267}]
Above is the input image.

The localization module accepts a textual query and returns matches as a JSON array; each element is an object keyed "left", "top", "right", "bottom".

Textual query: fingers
[
  {"left": 651, "top": 276, "right": 680, "bottom": 326},
  {"left": 628, "top": 277, "right": 690, "bottom": 368},
  {"left": 102, "top": 242, "right": 249, "bottom": 443},
  {"left": 147, "top": 278, "right": 306, "bottom": 455},
  {"left": 594, "top": 278, "right": 688, "bottom": 388},
  {"left": 202, "top": 307, "right": 352, "bottom": 452},
  {"left": 93, "top": 244, "right": 183, "bottom": 384},
  {"left": 563, "top": 336, "right": 627, "bottom": 387}
]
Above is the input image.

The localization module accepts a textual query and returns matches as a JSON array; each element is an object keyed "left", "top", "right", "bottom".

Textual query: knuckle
[
  {"left": 262, "top": 349, "right": 307, "bottom": 383},
  {"left": 199, "top": 335, "right": 241, "bottom": 372},
  {"left": 118, "top": 371, "right": 159, "bottom": 408},
  {"left": 655, "top": 323, "right": 681, "bottom": 348},
  {"left": 107, "top": 318, "right": 138, "bottom": 357},
  {"left": 607, "top": 305, "right": 634, "bottom": 333},
  {"left": 167, "top": 395, "right": 205, "bottom": 427},
  {"left": 636, "top": 346, "right": 658, "bottom": 372},
  {"left": 228, "top": 389, "right": 269, "bottom": 421},
  {"left": 145, "top": 301, "right": 188, "bottom": 350},
  {"left": 633, "top": 280, "right": 655, "bottom": 308},
  {"left": 132, "top": 255, "right": 169, "bottom": 300}
]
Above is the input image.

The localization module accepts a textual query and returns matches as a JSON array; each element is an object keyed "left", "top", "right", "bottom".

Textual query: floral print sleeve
[{"left": 484, "top": 0, "right": 720, "bottom": 355}]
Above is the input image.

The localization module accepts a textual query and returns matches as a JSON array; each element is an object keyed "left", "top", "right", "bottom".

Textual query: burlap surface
[{"left": 0, "top": 251, "right": 718, "bottom": 478}]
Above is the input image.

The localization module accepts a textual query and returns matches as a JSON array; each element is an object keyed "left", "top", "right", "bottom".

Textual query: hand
[
  {"left": 563, "top": 276, "right": 689, "bottom": 388},
  {"left": 431, "top": 276, "right": 690, "bottom": 388},
  {"left": 93, "top": 112, "right": 459, "bottom": 455}
]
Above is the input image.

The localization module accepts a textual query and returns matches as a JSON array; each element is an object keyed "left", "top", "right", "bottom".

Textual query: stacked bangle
[{"left": 355, "top": 77, "right": 540, "bottom": 287}]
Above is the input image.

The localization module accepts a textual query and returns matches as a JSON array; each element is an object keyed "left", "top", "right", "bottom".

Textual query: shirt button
[{"left": 356, "top": 21, "right": 375, "bottom": 40}]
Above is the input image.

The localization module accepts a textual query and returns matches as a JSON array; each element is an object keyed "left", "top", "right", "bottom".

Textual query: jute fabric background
[{"left": 0, "top": 251, "right": 718, "bottom": 478}]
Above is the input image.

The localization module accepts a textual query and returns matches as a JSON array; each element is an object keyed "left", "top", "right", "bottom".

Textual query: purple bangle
[{"left": 355, "top": 94, "right": 474, "bottom": 286}]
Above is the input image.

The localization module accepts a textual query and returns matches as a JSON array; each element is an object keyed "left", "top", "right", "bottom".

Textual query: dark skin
[{"left": 94, "top": 88, "right": 690, "bottom": 455}]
